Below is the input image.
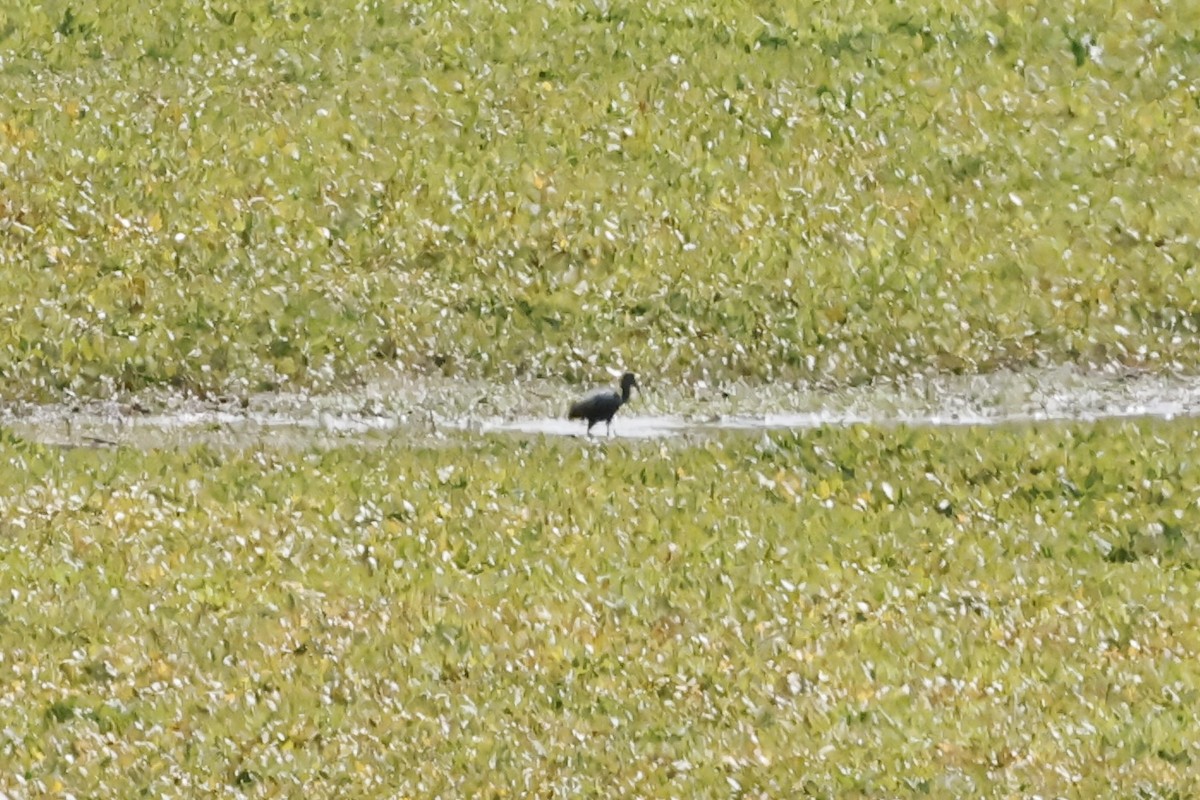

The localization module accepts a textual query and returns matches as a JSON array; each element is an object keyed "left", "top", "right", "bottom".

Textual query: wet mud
[{"left": 4, "top": 367, "right": 1199, "bottom": 450}]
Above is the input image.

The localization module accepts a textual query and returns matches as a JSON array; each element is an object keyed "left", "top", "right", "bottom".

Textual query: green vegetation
[
  {"left": 1, "top": 1, "right": 1199, "bottom": 398},
  {"left": 3, "top": 421, "right": 1200, "bottom": 795},
  {"left": 4, "top": 2, "right": 1200, "bottom": 796}
]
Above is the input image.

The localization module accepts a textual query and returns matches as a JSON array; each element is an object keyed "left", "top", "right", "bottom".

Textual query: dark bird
[{"left": 568, "top": 372, "right": 638, "bottom": 436}]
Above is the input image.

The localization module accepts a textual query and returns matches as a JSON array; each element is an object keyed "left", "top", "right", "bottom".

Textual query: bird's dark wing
[{"left": 568, "top": 388, "right": 620, "bottom": 419}]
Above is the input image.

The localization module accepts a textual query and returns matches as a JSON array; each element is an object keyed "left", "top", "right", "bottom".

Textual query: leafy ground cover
[
  {"left": 3, "top": 2, "right": 1200, "bottom": 797},
  {"left": 2, "top": 419, "right": 1199, "bottom": 796},
  {"left": 1, "top": 1, "right": 1199, "bottom": 399}
]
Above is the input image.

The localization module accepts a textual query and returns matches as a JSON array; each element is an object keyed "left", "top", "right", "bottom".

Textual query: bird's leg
[{"left": 607, "top": 420, "right": 613, "bottom": 437}]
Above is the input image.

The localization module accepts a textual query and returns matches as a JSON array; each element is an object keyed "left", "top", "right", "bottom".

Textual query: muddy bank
[{"left": 3, "top": 367, "right": 1200, "bottom": 449}]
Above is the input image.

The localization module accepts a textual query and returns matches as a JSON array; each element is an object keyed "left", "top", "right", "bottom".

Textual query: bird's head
[{"left": 620, "top": 372, "right": 638, "bottom": 393}]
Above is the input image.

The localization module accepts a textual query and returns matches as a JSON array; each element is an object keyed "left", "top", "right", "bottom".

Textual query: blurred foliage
[
  {"left": 2, "top": 420, "right": 1200, "bottom": 794},
  {"left": 1, "top": 0, "right": 1200, "bottom": 399}
]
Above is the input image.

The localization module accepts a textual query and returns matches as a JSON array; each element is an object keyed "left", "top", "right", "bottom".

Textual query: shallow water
[{"left": 4, "top": 367, "right": 1200, "bottom": 449}]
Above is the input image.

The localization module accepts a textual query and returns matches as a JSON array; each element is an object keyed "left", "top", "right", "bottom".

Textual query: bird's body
[{"left": 568, "top": 372, "right": 638, "bottom": 436}]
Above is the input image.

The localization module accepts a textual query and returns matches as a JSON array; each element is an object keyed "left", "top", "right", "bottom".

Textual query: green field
[
  {"left": 3, "top": 0, "right": 1200, "bottom": 796},
  {"left": 2, "top": 0, "right": 1199, "bottom": 397},
  {"left": 4, "top": 423, "right": 1200, "bottom": 796}
]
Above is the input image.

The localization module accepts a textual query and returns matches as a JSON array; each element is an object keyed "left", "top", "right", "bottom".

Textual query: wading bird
[{"left": 568, "top": 372, "right": 638, "bottom": 437}]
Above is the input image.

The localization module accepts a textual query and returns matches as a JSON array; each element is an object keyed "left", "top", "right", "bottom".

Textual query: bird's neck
[{"left": 620, "top": 385, "right": 632, "bottom": 403}]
